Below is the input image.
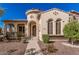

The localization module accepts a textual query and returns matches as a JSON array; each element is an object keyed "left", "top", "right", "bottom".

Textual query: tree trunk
[
  {"left": 69, "top": 38, "right": 72, "bottom": 43},
  {"left": 69, "top": 38, "right": 74, "bottom": 45},
  {"left": 71, "top": 40, "right": 74, "bottom": 45}
]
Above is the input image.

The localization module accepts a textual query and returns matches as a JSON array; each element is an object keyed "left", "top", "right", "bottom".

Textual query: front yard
[
  {"left": 0, "top": 42, "right": 27, "bottom": 55},
  {"left": 38, "top": 40, "right": 79, "bottom": 55},
  {"left": 52, "top": 41, "right": 79, "bottom": 55},
  {"left": 0, "top": 36, "right": 79, "bottom": 55}
]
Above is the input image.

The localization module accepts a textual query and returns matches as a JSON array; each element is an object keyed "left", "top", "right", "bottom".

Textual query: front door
[{"left": 32, "top": 25, "right": 36, "bottom": 36}]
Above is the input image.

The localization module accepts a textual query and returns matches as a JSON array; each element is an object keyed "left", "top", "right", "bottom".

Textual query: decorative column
[
  {"left": 4, "top": 24, "right": 7, "bottom": 34},
  {"left": 61, "top": 21, "right": 64, "bottom": 35},
  {"left": 26, "top": 22, "right": 29, "bottom": 37},
  {"left": 25, "top": 24, "right": 27, "bottom": 37},
  {"left": 14, "top": 24, "right": 17, "bottom": 33},
  {"left": 36, "top": 22, "right": 39, "bottom": 39},
  {"left": 53, "top": 20, "right": 56, "bottom": 35}
]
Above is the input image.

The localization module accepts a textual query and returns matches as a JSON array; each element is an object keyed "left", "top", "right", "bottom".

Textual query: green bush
[
  {"left": 17, "top": 32, "right": 23, "bottom": 40},
  {"left": 42, "top": 34, "right": 49, "bottom": 43},
  {"left": 63, "top": 20, "right": 79, "bottom": 44},
  {"left": 17, "top": 32, "right": 24, "bottom": 37}
]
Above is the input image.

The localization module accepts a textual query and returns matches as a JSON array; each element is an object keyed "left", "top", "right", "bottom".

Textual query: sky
[{"left": 0, "top": 3, "right": 79, "bottom": 28}]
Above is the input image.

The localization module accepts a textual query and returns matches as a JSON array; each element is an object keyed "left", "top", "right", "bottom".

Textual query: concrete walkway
[{"left": 25, "top": 37, "right": 43, "bottom": 55}]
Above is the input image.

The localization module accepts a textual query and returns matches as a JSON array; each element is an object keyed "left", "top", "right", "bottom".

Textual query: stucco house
[{"left": 3, "top": 8, "right": 79, "bottom": 41}]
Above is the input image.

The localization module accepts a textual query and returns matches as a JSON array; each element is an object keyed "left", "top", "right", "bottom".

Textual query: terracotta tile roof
[
  {"left": 3, "top": 19, "right": 27, "bottom": 22},
  {"left": 70, "top": 11, "right": 79, "bottom": 15}
]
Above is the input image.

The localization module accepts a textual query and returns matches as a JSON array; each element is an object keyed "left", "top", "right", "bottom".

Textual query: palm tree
[{"left": 0, "top": 9, "right": 4, "bottom": 17}]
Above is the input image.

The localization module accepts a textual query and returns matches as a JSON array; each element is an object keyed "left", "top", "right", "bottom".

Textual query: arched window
[
  {"left": 48, "top": 19, "right": 53, "bottom": 34},
  {"left": 56, "top": 19, "right": 61, "bottom": 35}
]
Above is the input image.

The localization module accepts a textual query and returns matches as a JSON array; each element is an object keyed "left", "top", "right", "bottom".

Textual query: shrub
[
  {"left": 42, "top": 34, "right": 49, "bottom": 43},
  {"left": 17, "top": 32, "right": 24, "bottom": 37},
  {"left": 46, "top": 44, "right": 58, "bottom": 53}
]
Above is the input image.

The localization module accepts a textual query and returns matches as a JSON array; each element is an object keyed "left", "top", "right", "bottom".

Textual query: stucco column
[
  {"left": 16, "top": 25, "right": 17, "bottom": 32},
  {"left": 61, "top": 21, "right": 64, "bottom": 35},
  {"left": 38, "top": 23, "right": 42, "bottom": 41},
  {"left": 53, "top": 21, "right": 56, "bottom": 35},
  {"left": 36, "top": 23, "right": 39, "bottom": 39},
  {"left": 27, "top": 23, "right": 29, "bottom": 37},
  {"left": 4, "top": 24, "right": 7, "bottom": 34},
  {"left": 25, "top": 24, "right": 27, "bottom": 37},
  {"left": 14, "top": 24, "right": 17, "bottom": 33},
  {"left": 13, "top": 24, "right": 17, "bottom": 37}
]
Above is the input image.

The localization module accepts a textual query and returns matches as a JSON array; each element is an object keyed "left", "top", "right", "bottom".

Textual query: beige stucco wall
[{"left": 39, "top": 9, "right": 70, "bottom": 41}]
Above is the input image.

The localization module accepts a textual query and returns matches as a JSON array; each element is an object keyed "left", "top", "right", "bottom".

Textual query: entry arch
[{"left": 28, "top": 20, "right": 37, "bottom": 37}]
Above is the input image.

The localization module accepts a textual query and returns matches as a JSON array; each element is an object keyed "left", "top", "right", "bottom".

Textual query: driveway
[{"left": 52, "top": 41, "right": 79, "bottom": 55}]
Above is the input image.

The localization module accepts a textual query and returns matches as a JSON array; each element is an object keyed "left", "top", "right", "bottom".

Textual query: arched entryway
[{"left": 28, "top": 21, "right": 37, "bottom": 37}]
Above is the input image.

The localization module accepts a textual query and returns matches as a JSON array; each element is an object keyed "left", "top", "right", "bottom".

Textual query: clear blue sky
[{"left": 0, "top": 3, "right": 79, "bottom": 28}]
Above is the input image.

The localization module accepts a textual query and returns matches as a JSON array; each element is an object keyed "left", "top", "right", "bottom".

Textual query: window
[
  {"left": 18, "top": 26, "right": 22, "bottom": 32},
  {"left": 48, "top": 19, "right": 53, "bottom": 34},
  {"left": 56, "top": 19, "right": 61, "bottom": 35},
  {"left": 18, "top": 24, "right": 25, "bottom": 34}
]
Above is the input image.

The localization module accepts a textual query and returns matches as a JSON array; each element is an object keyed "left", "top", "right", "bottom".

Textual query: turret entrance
[{"left": 28, "top": 21, "right": 36, "bottom": 37}]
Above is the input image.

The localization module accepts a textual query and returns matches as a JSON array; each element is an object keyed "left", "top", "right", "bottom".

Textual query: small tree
[
  {"left": 63, "top": 20, "right": 79, "bottom": 44},
  {"left": 42, "top": 34, "right": 49, "bottom": 43}
]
